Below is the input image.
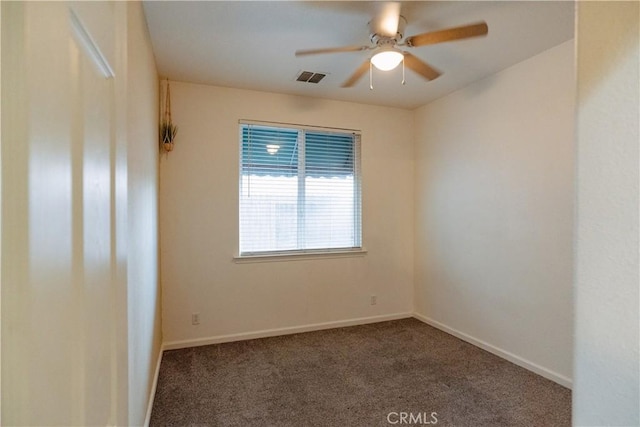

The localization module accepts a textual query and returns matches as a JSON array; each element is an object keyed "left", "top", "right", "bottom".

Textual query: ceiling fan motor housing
[{"left": 369, "top": 15, "right": 407, "bottom": 46}]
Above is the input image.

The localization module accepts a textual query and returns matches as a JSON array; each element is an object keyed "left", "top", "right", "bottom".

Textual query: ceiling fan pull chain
[
  {"left": 402, "top": 56, "right": 406, "bottom": 85},
  {"left": 369, "top": 61, "right": 374, "bottom": 90}
]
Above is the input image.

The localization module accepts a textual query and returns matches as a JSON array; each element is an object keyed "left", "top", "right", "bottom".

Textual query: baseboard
[
  {"left": 163, "top": 312, "right": 413, "bottom": 351},
  {"left": 412, "top": 313, "right": 572, "bottom": 389},
  {"left": 143, "top": 347, "right": 164, "bottom": 427}
]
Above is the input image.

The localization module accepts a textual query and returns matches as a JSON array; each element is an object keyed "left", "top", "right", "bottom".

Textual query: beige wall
[
  {"left": 1, "top": 2, "right": 159, "bottom": 425},
  {"left": 574, "top": 2, "right": 639, "bottom": 425},
  {"left": 413, "top": 40, "right": 575, "bottom": 386},
  {"left": 2, "top": 2, "right": 126, "bottom": 423},
  {"left": 126, "top": 3, "right": 162, "bottom": 426},
  {"left": 159, "top": 82, "right": 414, "bottom": 345}
]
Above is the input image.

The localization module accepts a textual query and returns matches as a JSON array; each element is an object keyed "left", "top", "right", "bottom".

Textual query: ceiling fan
[{"left": 295, "top": 2, "right": 488, "bottom": 88}]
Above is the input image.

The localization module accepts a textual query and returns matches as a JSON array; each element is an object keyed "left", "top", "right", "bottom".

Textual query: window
[{"left": 239, "top": 122, "right": 362, "bottom": 256}]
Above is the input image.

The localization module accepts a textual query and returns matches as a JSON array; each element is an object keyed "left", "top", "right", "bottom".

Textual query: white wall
[
  {"left": 159, "top": 82, "right": 414, "bottom": 345},
  {"left": 574, "top": 2, "right": 639, "bottom": 425},
  {"left": 126, "top": 3, "right": 161, "bottom": 426},
  {"left": 413, "top": 40, "right": 575, "bottom": 386}
]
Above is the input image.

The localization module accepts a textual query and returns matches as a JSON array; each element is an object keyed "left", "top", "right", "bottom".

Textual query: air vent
[
  {"left": 296, "top": 71, "right": 326, "bottom": 84},
  {"left": 308, "top": 73, "right": 326, "bottom": 83}
]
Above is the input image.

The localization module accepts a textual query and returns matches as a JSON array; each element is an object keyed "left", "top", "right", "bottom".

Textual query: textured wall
[
  {"left": 413, "top": 41, "right": 576, "bottom": 386},
  {"left": 573, "top": 2, "right": 640, "bottom": 425},
  {"left": 2, "top": 2, "right": 128, "bottom": 424},
  {"left": 126, "top": 2, "right": 161, "bottom": 426},
  {"left": 1, "top": 2, "right": 161, "bottom": 424},
  {"left": 159, "top": 82, "right": 415, "bottom": 345}
]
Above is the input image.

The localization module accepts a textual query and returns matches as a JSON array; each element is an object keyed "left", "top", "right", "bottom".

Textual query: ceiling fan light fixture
[{"left": 370, "top": 48, "right": 404, "bottom": 71}]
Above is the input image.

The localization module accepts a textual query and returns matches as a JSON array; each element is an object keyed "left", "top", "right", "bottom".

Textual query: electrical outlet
[
  {"left": 370, "top": 295, "right": 377, "bottom": 306},
  {"left": 191, "top": 312, "right": 200, "bottom": 325}
]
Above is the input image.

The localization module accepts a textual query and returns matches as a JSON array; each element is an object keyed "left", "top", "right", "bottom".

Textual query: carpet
[{"left": 150, "top": 318, "right": 570, "bottom": 426}]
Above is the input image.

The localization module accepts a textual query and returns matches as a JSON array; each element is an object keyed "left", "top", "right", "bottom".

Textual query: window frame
[{"left": 236, "top": 120, "right": 365, "bottom": 261}]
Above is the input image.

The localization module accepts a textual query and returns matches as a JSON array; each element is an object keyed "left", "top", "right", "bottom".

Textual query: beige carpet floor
[{"left": 150, "top": 318, "right": 570, "bottom": 426}]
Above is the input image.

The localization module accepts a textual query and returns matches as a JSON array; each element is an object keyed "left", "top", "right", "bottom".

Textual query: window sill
[{"left": 233, "top": 249, "right": 367, "bottom": 263}]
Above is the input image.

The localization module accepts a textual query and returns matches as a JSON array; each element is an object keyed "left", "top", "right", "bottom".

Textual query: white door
[{"left": 2, "top": 2, "right": 127, "bottom": 425}]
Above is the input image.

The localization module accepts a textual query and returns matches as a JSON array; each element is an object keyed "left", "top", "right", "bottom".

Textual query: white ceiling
[{"left": 143, "top": 1, "right": 574, "bottom": 110}]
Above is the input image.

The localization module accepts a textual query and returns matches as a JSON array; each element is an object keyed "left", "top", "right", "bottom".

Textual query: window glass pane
[
  {"left": 304, "top": 176, "right": 355, "bottom": 249},
  {"left": 240, "top": 175, "right": 298, "bottom": 253},
  {"left": 305, "top": 132, "right": 354, "bottom": 177},
  {"left": 241, "top": 126, "right": 299, "bottom": 177}
]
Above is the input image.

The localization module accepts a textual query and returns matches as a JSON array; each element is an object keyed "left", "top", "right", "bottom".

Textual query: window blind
[{"left": 239, "top": 123, "right": 361, "bottom": 255}]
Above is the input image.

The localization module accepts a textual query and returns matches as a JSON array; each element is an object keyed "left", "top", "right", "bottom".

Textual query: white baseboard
[
  {"left": 412, "top": 313, "right": 572, "bottom": 389},
  {"left": 143, "top": 347, "right": 164, "bottom": 427},
  {"left": 163, "top": 312, "right": 413, "bottom": 351}
]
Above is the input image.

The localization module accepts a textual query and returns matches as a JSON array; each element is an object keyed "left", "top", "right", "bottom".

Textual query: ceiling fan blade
[
  {"left": 405, "top": 22, "right": 488, "bottom": 47},
  {"left": 403, "top": 53, "right": 441, "bottom": 81},
  {"left": 370, "top": 2, "right": 401, "bottom": 37},
  {"left": 341, "top": 60, "right": 370, "bottom": 88},
  {"left": 295, "top": 45, "right": 369, "bottom": 56}
]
